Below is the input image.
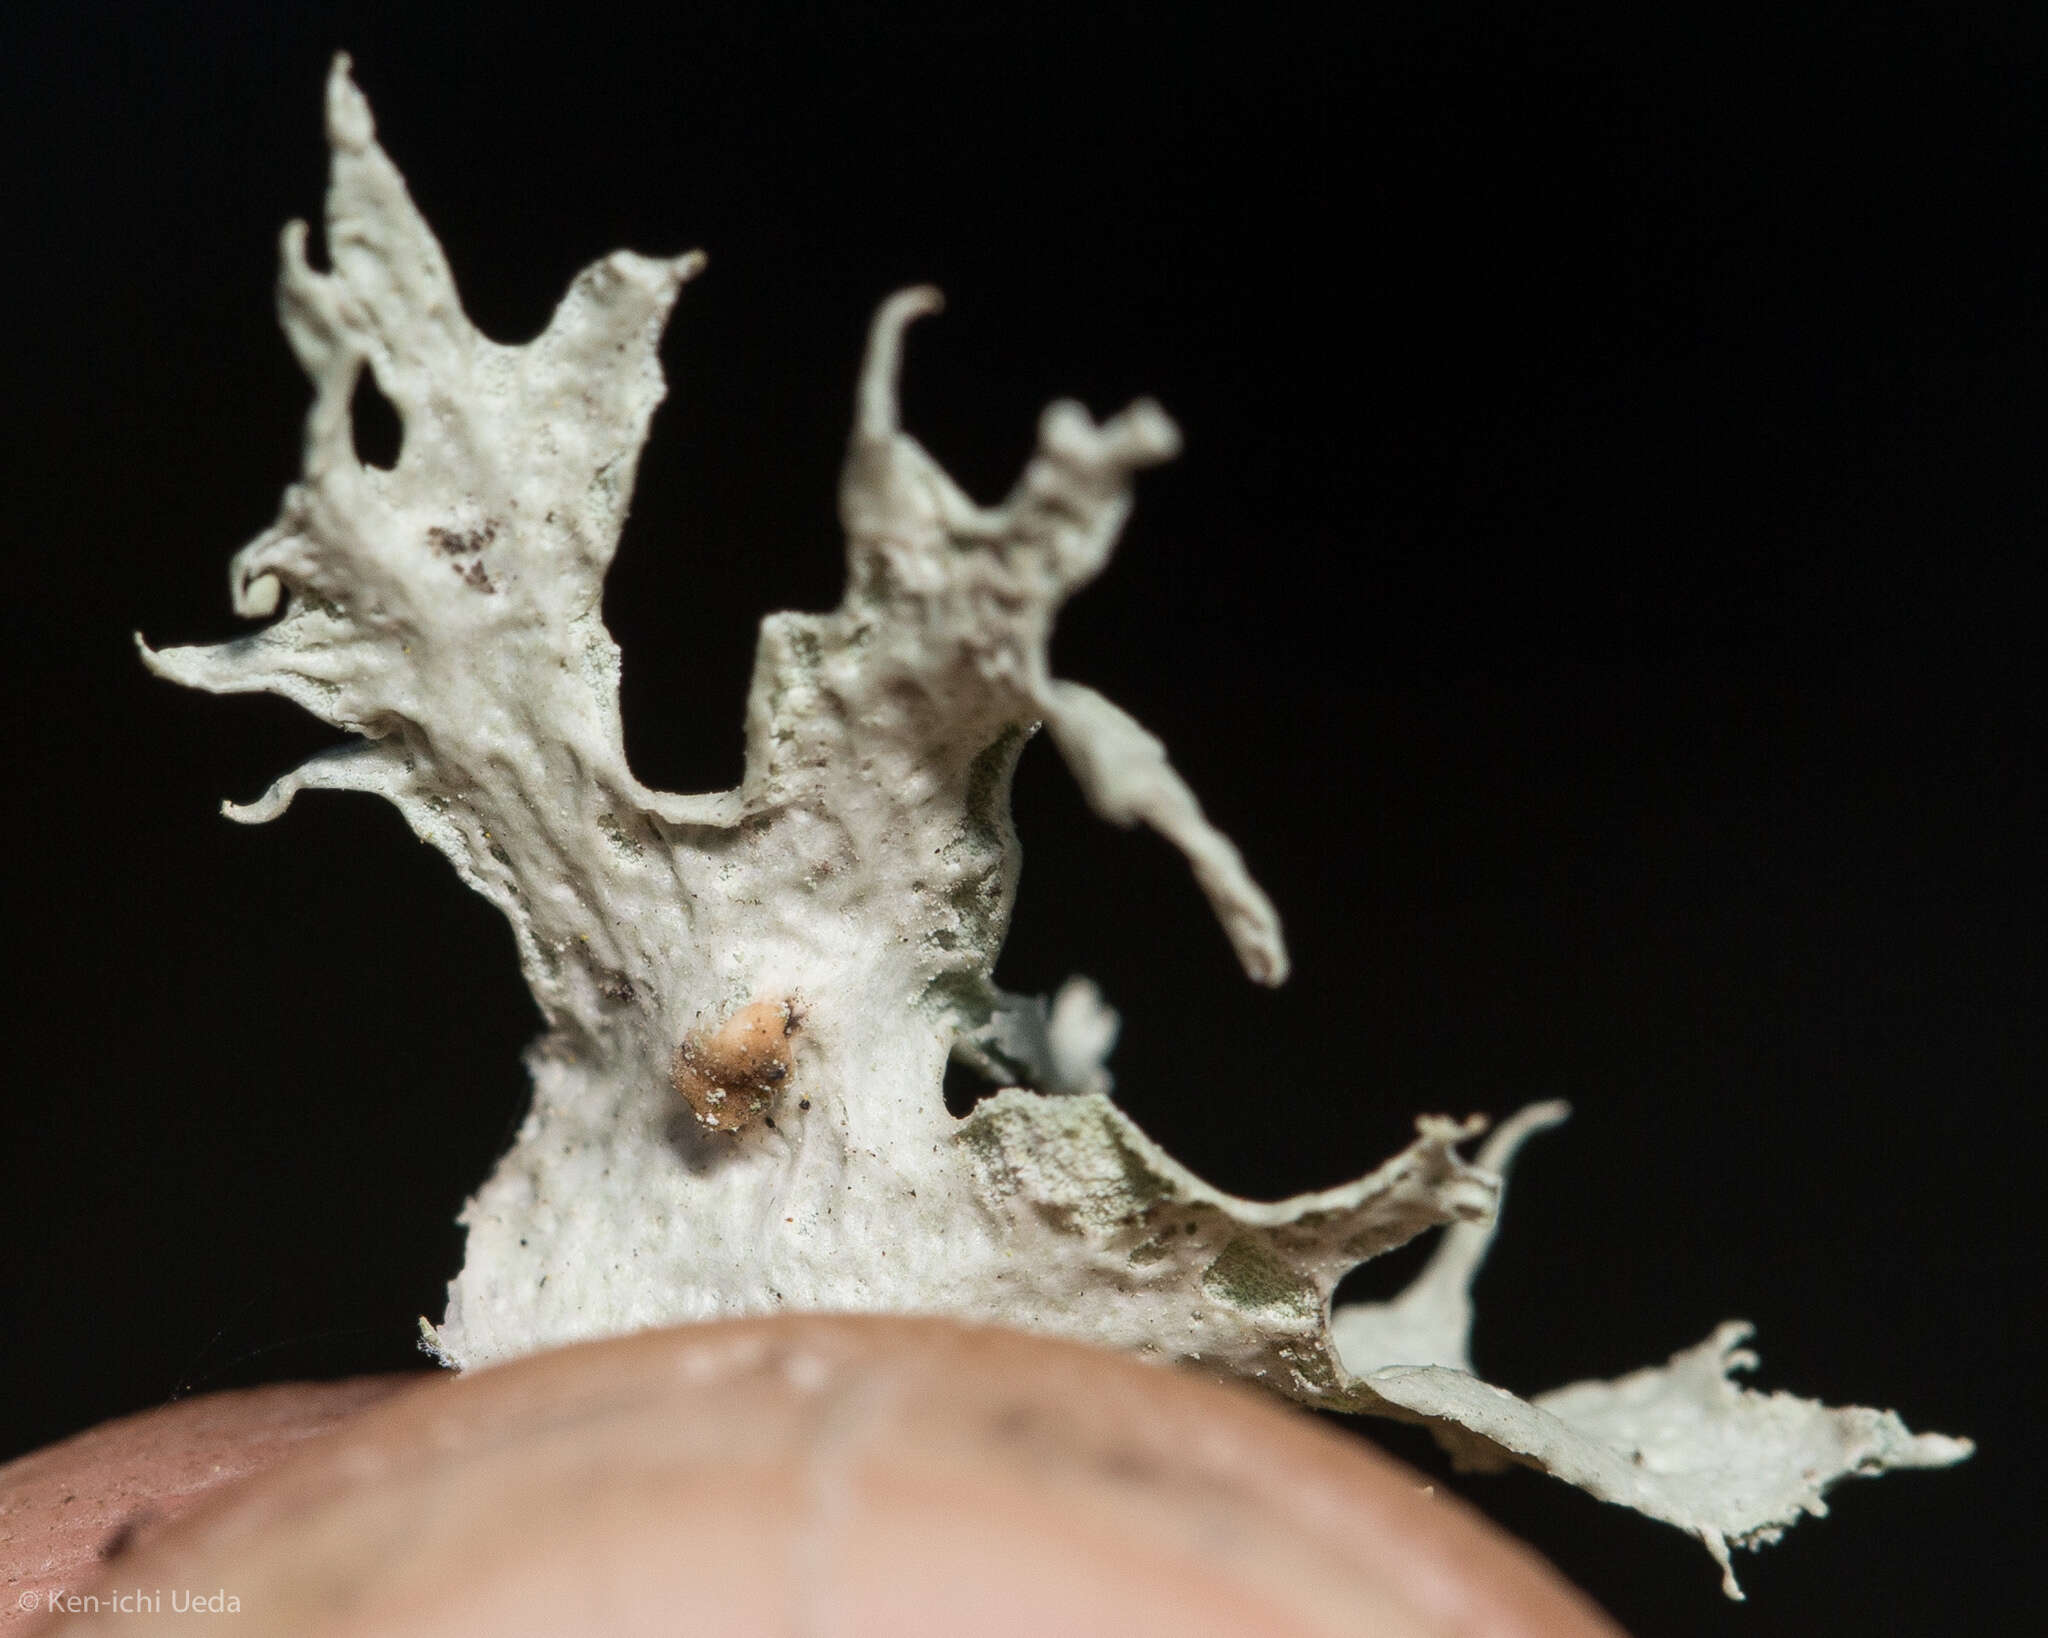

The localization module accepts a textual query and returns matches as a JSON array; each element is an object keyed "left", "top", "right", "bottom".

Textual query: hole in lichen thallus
[
  {"left": 350, "top": 362, "right": 403, "bottom": 470},
  {"left": 943, "top": 1052, "right": 992, "bottom": 1118},
  {"left": 1329, "top": 1229, "right": 1440, "bottom": 1309}
]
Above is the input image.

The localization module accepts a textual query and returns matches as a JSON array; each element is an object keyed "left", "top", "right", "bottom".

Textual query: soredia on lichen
[{"left": 140, "top": 55, "right": 1969, "bottom": 1599}]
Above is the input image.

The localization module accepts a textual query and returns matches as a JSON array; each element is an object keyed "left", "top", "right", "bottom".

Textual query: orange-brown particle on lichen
[{"left": 671, "top": 999, "right": 800, "bottom": 1132}]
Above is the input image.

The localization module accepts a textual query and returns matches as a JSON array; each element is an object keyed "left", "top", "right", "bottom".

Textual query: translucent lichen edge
[{"left": 140, "top": 56, "right": 1968, "bottom": 1598}]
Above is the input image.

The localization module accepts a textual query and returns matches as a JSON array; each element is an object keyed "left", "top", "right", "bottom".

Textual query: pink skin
[
  {"left": 0, "top": 1379, "right": 417, "bottom": 1628},
  {"left": 3, "top": 1319, "right": 1627, "bottom": 1637}
]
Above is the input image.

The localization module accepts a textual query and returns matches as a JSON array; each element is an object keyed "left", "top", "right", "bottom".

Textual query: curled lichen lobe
[{"left": 671, "top": 999, "right": 800, "bottom": 1132}]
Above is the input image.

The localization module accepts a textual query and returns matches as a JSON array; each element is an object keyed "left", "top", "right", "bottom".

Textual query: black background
[{"left": 2, "top": 4, "right": 2039, "bottom": 1632}]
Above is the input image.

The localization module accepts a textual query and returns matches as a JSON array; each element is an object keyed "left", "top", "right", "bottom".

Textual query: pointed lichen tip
[
  {"left": 1701, "top": 1528, "right": 1745, "bottom": 1601},
  {"left": 599, "top": 246, "right": 707, "bottom": 291},
  {"left": 641, "top": 248, "right": 709, "bottom": 317},
  {"left": 1122, "top": 397, "right": 1183, "bottom": 463},
  {"left": 1476, "top": 1098, "right": 1571, "bottom": 1160},
  {"left": 222, "top": 787, "right": 289, "bottom": 826},
  {"left": 325, "top": 51, "right": 376, "bottom": 154},
  {"left": 132, "top": 631, "right": 172, "bottom": 679},
  {"left": 891, "top": 282, "right": 946, "bottom": 320},
  {"left": 856, "top": 286, "right": 944, "bottom": 439},
  {"left": 1917, "top": 1433, "right": 1975, "bottom": 1465}
]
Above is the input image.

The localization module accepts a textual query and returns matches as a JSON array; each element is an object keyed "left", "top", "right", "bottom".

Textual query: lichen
[{"left": 141, "top": 55, "right": 1968, "bottom": 1598}]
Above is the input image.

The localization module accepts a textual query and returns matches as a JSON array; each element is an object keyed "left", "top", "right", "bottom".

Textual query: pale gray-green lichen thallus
[{"left": 139, "top": 53, "right": 1968, "bottom": 1600}]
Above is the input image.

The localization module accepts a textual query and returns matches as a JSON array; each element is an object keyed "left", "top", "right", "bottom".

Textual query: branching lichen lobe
[{"left": 141, "top": 54, "right": 1968, "bottom": 1600}]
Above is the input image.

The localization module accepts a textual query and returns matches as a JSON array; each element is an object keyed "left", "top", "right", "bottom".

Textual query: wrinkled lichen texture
[{"left": 143, "top": 56, "right": 1968, "bottom": 1598}]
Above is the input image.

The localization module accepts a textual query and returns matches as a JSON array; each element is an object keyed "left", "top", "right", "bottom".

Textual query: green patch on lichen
[
  {"left": 918, "top": 967, "right": 995, "bottom": 1029},
  {"left": 942, "top": 868, "right": 1005, "bottom": 953},
  {"left": 1094, "top": 1114, "right": 1173, "bottom": 1219},
  {"left": 918, "top": 726, "right": 1029, "bottom": 971},
  {"left": 956, "top": 1092, "right": 1176, "bottom": 1236},
  {"left": 960, "top": 723, "right": 1028, "bottom": 852},
  {"left": 1201, "top": 1236, "right": 1321, "bottom": 1327},
  {"left": 596, "top": 811, "right": 644, "bottom": 859},
  {"left": 954, "top": 1109, "right": 1020, "bottom": 1201}
]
